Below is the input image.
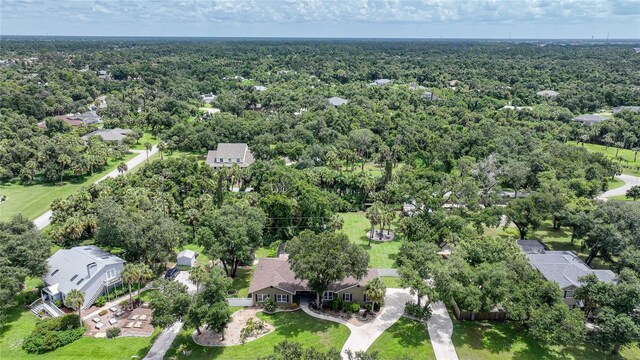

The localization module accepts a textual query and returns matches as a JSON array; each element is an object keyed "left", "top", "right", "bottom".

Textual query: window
[
  {"left": 219, "top": 158, "right": 224, "bottom": 162},
  {"left": 105, "top": 269, "right": 116, "bottom": 279},
  {"left": 228, "top": 158, "right": 232, "bottom": 162},
  {"left": 76, "top": 278, "right": 85, "bottom": 286},
  {"left": 322, "top": 291, "right": 334, "bottom": 301},
  {"left": 236, "top": 158, "right": 241, "bottom": 163},
  {"left": 343, "top": 293, "right": 352, "bottom": 302},
  {"left": 256, "top": 294, "right": 268, "bottom": 302},
  {"left": 70, "top": 275, "right": 78, "bottom": 281},
  {"left": 564, "top": 290, "right": 575, "bottom": 298},
  {"left": 51, "top": 269, "right": 59, "bottom": 276},
  {"left": 276, "top": 294, "right": 288, "bottom": 303}
]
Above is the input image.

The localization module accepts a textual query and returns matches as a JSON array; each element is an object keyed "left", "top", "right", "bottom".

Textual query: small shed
[{"left": 177, "top": 250, "right": 198, "bottom": 267}]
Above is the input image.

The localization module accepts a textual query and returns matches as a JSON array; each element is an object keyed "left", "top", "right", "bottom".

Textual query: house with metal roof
[
  {"left": 41, "top": 246, "right": 125, "bottom": 313},
  {"left": 327, "top": 96, "right": 348, "bottom": 106},
  {"left": 612, "top": 106, "right": 640, "bottom": 113},
  {"left": 517, "top": 240, "right": 617, "bottom": 308},
  {"left": 201, "top": 93, "right": 218, "bottom": 104},
  {"left": 536, "top": 90, "right": 559, "bottom": 97},
  {"left": 370, "top": 79, "right": 392, "bottom": 86},
  {"left": 205, "top": 143, "right": 255, "bottom": 168},
  {"left": 572, "top": 114, "right": 609, "bottom": 125},
  {"left": 177, "top": 250, "right": 198, "bottom": 267}
]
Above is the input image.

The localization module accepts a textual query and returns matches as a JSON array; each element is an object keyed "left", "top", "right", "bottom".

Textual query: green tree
[
  {"left": 189, "top": 265, "right": 207, "bottom": 292},
  {"left": 364, "top": 277, "right": 386, "bottom": 312},
  {"left": 626, "top": 185, "right": 640, "bottom": 200},
  {"left": 65, "top": 289, "right": 85, "bottom": 327},
  {"left": 144, "top": 142, "right": 152, "bottom": 162},
  {"left": 528, "top": 303, "right": 586, "bottom": 345},
  {"left": 287, "top": 230, "right": 369, "bottom": 308},
  {"left": 504, "top": 197, "right": 543, "bottom": 239},
  {"left": 149, "top": 280, "right": 192, "bottom": 328},
  {"left": 121, "top": 263, "right": 137, "bottom": 309},
  {"left": 593, "top": 307, "right": 640, "bottom": 354}
]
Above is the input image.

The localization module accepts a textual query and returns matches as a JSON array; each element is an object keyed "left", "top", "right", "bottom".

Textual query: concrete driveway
[
  {"left": 598, "top": 174, "right": 640, "bottom": 200},
  {"left": 175, "top": 271, "right": 197, "bottom": 295}
]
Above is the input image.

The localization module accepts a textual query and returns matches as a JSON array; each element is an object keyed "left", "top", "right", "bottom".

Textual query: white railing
[{"left": 227, "top": 297, "right": 253, "bottom": 307}]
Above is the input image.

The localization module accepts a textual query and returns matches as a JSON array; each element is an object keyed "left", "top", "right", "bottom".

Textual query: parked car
[{"left": 165, "top": 268, "right": 180, "bottom": 280}]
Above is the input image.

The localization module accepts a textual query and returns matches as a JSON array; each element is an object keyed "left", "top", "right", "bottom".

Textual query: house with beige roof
[
  {"left": 248, "top": 257, "right": 378, "bottom": 306},
  {"left": 205, "top": 143, "right": 255, "bottom": 168}
]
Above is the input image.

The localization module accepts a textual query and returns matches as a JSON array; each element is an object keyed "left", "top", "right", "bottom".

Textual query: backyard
[
  {"left": 452, "top": 318, "right": 640, "bottom": 360},
  {"left": 367, "top": 317, "right": 435, "bottom": 359},
  {"left": 165, "top": 310, "right": 350, "bottom": 359},
  {"left": 568, "top": 141, "right": 640, "bottom": 176},
  {"left": 340, "top": 212, "right": 401, "bottom": 269},
  {"left": 0, "top": 153, "right": 136, "bottom": 222}
]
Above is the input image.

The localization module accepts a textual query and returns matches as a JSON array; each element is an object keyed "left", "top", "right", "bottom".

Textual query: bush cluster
[
  {"left": 404, "top": 302, "right": 432, "bottom": 320},
  {"left": 107, "top": 327, "right": 121, "bottom": 339},
  {"left": 95, "top": 296, "right": 107, "bottom": 307},
  {"left": 22, "top": 314, "right": 84, "bottom": 354},
  {"left": 263, "top": 298, "right": 277, "bottom": 313},
  {"left": 347, "top": 303, "right": 361, "bottom": 313}
]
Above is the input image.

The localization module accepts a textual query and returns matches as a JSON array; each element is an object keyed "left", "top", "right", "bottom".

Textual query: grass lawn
[
  {"left": 230, "top": 266, "right": 254, "bottom": 298},
  {"left": 608, "top": 194, "right": 637, "bottom": 201},
  {"left": 340, "top": 212, "right": 401, "bottom": 269},
  {"left": 381, "top": 277, "right": 403, "bottom": 288},
  {"left": 129, "top": 131, "right": 157, "bottom": 150},
  {"left": 0, "top": 290, "right": 160, "bottom": 360},
  {"left": 607, "top": 177, "right": 625, "bottom": 190},
  {"left": 452, "top": 319, "right": 640, "bottom": 360},
  {"left": 568, "top": 141, "right": 640, "bottom": 176},
  {"left": 367, "top": 317, "right": 435, "bottom": 359},
  {"left": 0, "top": 153, "right": 136, "bottom": 222},
  {"left": 165, "top": 310, "right": 350, "bottom": 360}
]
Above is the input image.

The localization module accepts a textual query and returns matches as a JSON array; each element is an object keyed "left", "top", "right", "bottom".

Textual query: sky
[{"left": 1, "top": 0, "right": 639, "bottom": 39}]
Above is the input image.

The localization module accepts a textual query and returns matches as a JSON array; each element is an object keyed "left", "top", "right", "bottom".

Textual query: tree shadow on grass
[{"left": 386, "top": 319, "right": 428, "bottom": 348}]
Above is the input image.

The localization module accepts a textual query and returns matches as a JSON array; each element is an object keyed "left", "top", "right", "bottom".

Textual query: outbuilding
[{"left": 177, "top": 250, "right": 198, "bottom": 267}]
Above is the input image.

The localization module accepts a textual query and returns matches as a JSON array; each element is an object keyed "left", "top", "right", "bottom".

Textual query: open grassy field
[
  {"left": 568, "top": 141, "right": 640, "bottom": 176},
  {"left": 367, "top": 317, "right": 435, "bottom": 359},
  {"left": 165, "top": 310, "right": 350, "bottom": 359},
  {"left": 0, "top": 153, "right": 136, "bottom": 222},
  {"left": 452, "top": 318, "right": 640, "bottom": 360},
  {"left": 339, "top": 212, "right": 401, "bottom": 269}
]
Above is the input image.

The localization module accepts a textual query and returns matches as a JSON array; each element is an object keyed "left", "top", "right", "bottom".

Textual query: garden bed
[
  {"left": 192, "top": 308, "right": 275, "bottom": 347},
  {"left": 367, "top": 229, "right": 396, "bottom": 242}
]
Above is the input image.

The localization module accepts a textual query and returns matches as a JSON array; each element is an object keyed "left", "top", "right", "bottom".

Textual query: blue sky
[{"left": 2, "top": 0, "right": 639, "bottom": 39}]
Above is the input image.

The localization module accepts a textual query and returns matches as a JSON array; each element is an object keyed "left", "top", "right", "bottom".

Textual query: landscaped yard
[
  {"left": 0, "top": 153, "right": 136, "bottom": 222},
  {"left": 568, "top": 141, "right": 640, "bottom": 176},
  {"left": 340, "top": 212, "right": 401, "bottom": 269},
  {"left": 367, "top": 317, "right": 435, "bottom": 359},
  {"left": 381, "top": 276, "right": 403, "bottom": 288},
  {"left": 452, "top": 319, "right": 640, "bottom": 360},
  {"left": 165, "top": 310, "right": 350, "bottom": 360},
  {"left": 128, "top": 131, "right": 157, "bottom": 150},
  {"left": 0, "top": 290, "right": 160, "bottom": 360},
  {"left": 230, "top": 267, "right": 254, "bottom": 298}
]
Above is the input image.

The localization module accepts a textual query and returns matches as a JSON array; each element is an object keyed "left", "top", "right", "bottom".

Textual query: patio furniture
[
  {"left": 92, "top": 317, "right": 101, "bottom": 323},
  {"left": 115, "top": 310, "right": 125, "bottom": 317},
  {"left": 109, "top": 306, "right": 117, "bottom": 312},
  {"left": 109, "top": 318, "right": 117, "bottom": 325},
  {"left": 139, "top": 315, "right": 147, "bottom": 321},
  {"left": 95, "top": 322, "right": 104, "bottom": 330},
  {"left": 124, "top": 321, "right": 134, "bottom": 328},
  {"left": 134, "top": 321, "right": 143, "bottom": 328},
  {"left": 128, "top": 314, "right": 139, "bottom": 320}
]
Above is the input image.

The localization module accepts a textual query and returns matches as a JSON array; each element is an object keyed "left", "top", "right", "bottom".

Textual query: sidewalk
[{"left": 426, "top": 302, "right": 459, "bottom": 360}]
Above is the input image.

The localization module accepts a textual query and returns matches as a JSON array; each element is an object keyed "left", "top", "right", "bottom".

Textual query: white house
[{"left": 177, "top": 250, "right": 198, "bottom": 267}]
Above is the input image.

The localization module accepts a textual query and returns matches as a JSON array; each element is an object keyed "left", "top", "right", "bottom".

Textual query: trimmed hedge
[{"left": 22, "top": 314, "right": 85, "bottom": 354}]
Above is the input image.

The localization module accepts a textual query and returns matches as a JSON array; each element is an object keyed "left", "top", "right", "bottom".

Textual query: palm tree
[
  {"left": 633, "top": 147, "right": 640, "bottom": 162},
  {"left": 614, "top": 142, "right": 625, "bottom": 157},
  {"left": 121, "top": 264, "right": 137, "bottom": 310},
  {"left": 117, "top": 162, "right": 128, "bottom": 174},
  {"left": 144, "top": 142, "right": 152, "bottom": 162},
  {"left": 65, "top": 289, "right": 85, "bottom": 327},
  {"left": 135, "top": 263, "right": 153, "bottom": 303},
  {"left": 364, "top": 277, "right": 386, "bottom": 313},
  {"left": 365, "top": 205, "right": 381, "bottom": 246},
  {"left": 158, "top": 142, "right": 166, "bottom": 160},
  {"left": 57, "top": 154, "right": 71, "bottom": 184},
  {"left": 189, "top": 265, "right": 206, "bottom": 292}
]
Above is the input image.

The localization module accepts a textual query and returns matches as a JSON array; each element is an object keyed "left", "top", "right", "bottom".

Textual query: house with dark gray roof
[
  {"left": 370, "top": 79, "right": 392, "bottom": 86},
  {"left": 612, "top": 106, "right": 640, "bottom": 113},
  {"left": 572, "top": 114, "right": 609, "bottom": 125},
  {"left": 248, "top": 257, "right": 379, "bottom": 306},
  {"left": 518, "top": 240, "right": 617, "bottom": 308},
  {"left": 81, "top": 128, "right": 132, "bottom": 144},
  {"left": 42, "top": 246, "right": 125, "bottom": 312},
  {"left": 201, "top": 93, "right": 218, "bottom": 104},
  {"left": 205, "top": 143, "right": 255, "bottom": 168},
  {"left": 328, "top": 96, "right": 348, "bottom": 106}
]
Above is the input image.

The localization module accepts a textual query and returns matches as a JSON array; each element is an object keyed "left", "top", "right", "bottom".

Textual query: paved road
[
  {"left": 144, "top": 321, "right": 183, "bottom": 360},
  {"left": 427, "top": 302, "right": 459, "bottom": 360},
  {"left": 33, "top": 146, "right": 158, "bottom": 230},
  {"left": 301, "top": 288, "right": 415, "bottom": 359},
  {"left": 597, "top": 174, "right": 640, "bottom": 200}
]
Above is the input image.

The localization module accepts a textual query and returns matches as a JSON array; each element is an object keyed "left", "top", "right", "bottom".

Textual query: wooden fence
[{"left": 452, "top": 300, "right": 507, "bottom": 321}]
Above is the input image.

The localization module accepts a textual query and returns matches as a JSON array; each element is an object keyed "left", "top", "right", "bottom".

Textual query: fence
[
  {"left": 227, "top": 297, "right": 253, "bottom": 307},
  {"left": 377, "top": 268, "right": 399, "bottom": 277},
  {"left": 451, "top": 300, "right": 507, "bottom": 321}
]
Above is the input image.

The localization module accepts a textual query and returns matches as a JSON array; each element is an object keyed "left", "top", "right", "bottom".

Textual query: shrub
[
  {"left": 53, "top": 299, "right": 62, "bottom": 308},
  {"left": 107, "top": 327, "right": 121, "bottom": 339},
  {"left": 331, "top": 297, "right": 344, "bottom": 311},
  {"left": 22, "top": 314, "right": 84, "bottom": 354},
  {"left": 290, "top": 303, "right": 299, "bottom": 309},
  {"left": 404, "top": 302, "right": 432, "bottom": 320},
  {"left": 373, "top": 302, "right": 381, "bottom": 312},
  {"left": 23, "top": 291, "right": 40, "bottom": 305},
  {"left": 347, "top": 303, "right": 361, "bottom": 313},
  {"left": 95, "top": 296, "right": 107, "bottom": 307},
  {"left": 263, "top": 298, "right": 277, "bottom": 313},
  {"left": 365, "top": 304, "right": 372, "bottom": 312},
  {"left": 98, "top": 309, "right": 108, "bottom": 316}
]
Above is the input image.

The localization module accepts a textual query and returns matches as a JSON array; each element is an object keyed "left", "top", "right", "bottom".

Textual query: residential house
[
  {"left": 43, "top": 111, "right": 103, "bottom": 129},
  {"left": 612, "top": 106, "right": 640, "bottom": 113},
  {"left": 42, "top": 246, "right": 125, "bottom": 311},
  {"left": 205, "top": 143, "right": 255, "bottom": 168},
  {"left": 518, "top": 240, "right": 617, "bottom": 308},
  {"left": 572, "top": 114, "right": 609, "bottom": 125},
  {"left": 81, "top": 128, "right": 132, "bottom": 144},
  {"left": 248, "top": 257, "right": 379, "bottom": 306},
  {"left": 449, "top": 80, "right": 460, "bottom": 87},
  {"left": 370, "top": 79, "right": 392, "bottom": 86},
  {"left": 328, "top": 96, "right": 348, "bottom": 106},
  {"left": 500, "top": 105, "right": 532, "bottom": 111},
  {"left": 536, "top": 90, "right": 559, "bottom": 97},
  {"left": 201, "top": 93, "right": 218, "bottom": 104},
  {"left": 254, "top": 85, "right": 267, "bottom": 91}
]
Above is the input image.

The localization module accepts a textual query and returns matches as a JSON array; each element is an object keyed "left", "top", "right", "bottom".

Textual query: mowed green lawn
[
  {"left": 367, "top": 317, "right": 435, "bottom": 359},
  {"left": 0, "top": 288, "right": 159, "bottom": 360},
  {"left": 128, "top": 131, "right": 157, "bottom": 150},
  {"left": 0, "top": 153, "right": 136, "bottom": 222},
  {"left": 452, "top": 319, "right": 640, "bottom": 360},
  {"left": 568, "top": 141, "right": 640, "bottom": 176},
  {"left": 165, "top": 310, "right": 350, "bottom": 360},
  {"left": 339, "top": 212, "right": 401, "bottom": 269}
]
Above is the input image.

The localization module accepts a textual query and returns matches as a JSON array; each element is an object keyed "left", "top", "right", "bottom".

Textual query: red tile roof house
[{"left": 248, "top": 257, "right": 379, "bottom": 307}]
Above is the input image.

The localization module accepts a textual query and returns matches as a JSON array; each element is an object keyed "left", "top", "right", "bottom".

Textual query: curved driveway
[{"left": 598, "top": 174, "right": 640, "bottom": 200}]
